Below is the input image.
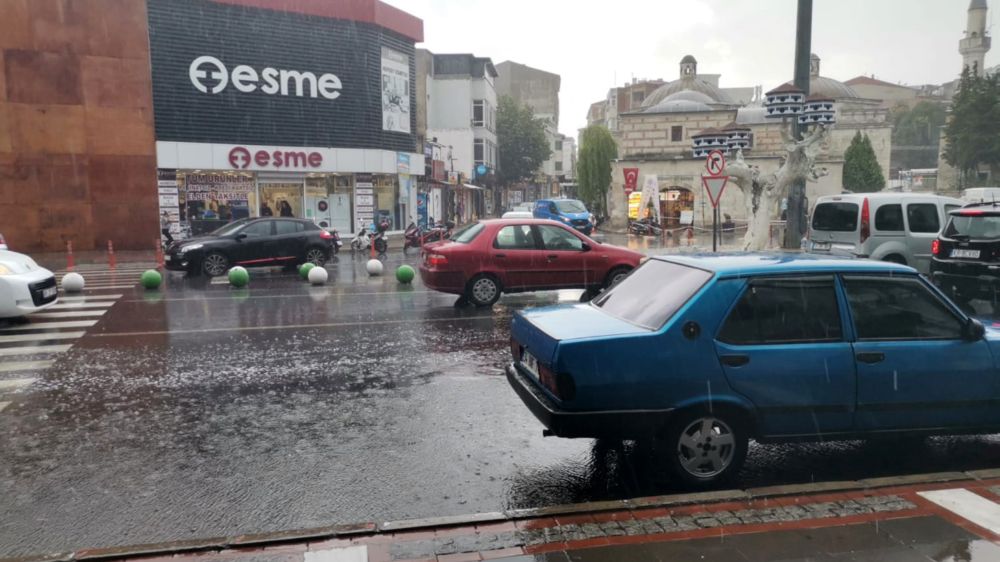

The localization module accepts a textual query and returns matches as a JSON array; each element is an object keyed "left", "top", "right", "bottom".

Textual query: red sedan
[{"left": 419, "top": 219, "right": 645, "bottom": 307}]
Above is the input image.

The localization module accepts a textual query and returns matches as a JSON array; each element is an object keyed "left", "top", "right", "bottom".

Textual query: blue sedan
[{"left": 506, "top": 254, "right": 992, "bottom": 487}]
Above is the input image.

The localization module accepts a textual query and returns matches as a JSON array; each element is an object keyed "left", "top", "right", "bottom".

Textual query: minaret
[{"left": 960, "top": 0, "right": 991, "bottom": 76}]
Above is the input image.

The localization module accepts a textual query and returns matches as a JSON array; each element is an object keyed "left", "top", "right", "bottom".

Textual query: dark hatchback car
[
  {"left": 930, "top": 203, "right": 1000, "bottom": 307},
  {"left": 166, "top": 217, "right": 335, "bottom": 276}
]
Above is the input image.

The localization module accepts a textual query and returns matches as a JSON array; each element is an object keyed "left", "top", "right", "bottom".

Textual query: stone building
[{"left": 608, "top": 55, "right": 891, "bottom": 229}]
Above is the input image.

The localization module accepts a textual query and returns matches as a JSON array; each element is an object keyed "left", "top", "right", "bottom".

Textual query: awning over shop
[{"left": 461, "top": 183, "right": 487, "bottom": 190}]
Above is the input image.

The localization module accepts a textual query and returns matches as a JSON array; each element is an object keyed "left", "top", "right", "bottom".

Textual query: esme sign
[
  {"left": 190, "top": 55, "right": 343, "bottom": 100},
  {"left": 228, "top": 146, "right": 323, "bottom": 169}
]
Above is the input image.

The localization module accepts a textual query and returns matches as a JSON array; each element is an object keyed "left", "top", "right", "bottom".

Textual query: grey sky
[{"left": 385, "top": 0, "right": 997, "bottom": 138}]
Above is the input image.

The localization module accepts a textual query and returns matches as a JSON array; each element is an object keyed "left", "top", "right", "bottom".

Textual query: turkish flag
[{"left": 623, "top": 168, "right": 639, "bottom": 194}]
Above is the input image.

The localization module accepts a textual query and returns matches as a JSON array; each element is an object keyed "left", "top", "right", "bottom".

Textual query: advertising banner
[
  {"left": 382, "top": 47, "right": 411, "bottom": 134},
  {"left": 185, "top": 173, "right": 254, "bottom": 203},
  {"left": 355, "top": 176, "right": 375, "bottom": 228},
  {"left": 397, "top": 152, "right": 411, "bottom": 174},
  {"left": 157, "top": 169, "right": 182, "bottom": 233},
  {"left": 628, "top": 192, "right": 642, "bottom": 220},
  {"left": 638, "top": 175, "right": 660, "bottom": 220},
  {"left": 417, "top": 192, "right": 428, "bottom": 229}
]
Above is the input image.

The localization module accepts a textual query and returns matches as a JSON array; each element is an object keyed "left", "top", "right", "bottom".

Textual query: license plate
[
  {"left": 522, "top": 351, "right": 539, "bottom": 377},
  {"left": 951, "top": 249, "right": 981, "bottom": 259},
  {"left": 811, "top": 242, "right": 831, "bottom": 251},
  {"left": 42, "top": 286, "right": 57, "bottom": 298}
]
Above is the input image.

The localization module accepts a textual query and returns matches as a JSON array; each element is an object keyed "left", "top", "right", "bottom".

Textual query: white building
[{"left": 417, "top": 50, "right": 498, "bottom": 221}]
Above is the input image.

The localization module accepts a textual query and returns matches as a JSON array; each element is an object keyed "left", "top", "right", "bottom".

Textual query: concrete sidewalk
[{"left": 21, "top": 471, "right": 1000, "bottom": 562}]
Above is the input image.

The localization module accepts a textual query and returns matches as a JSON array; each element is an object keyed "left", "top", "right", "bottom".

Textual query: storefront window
[
  {"left": 259, "top": 183, "right": 303, "bottom": 219},
  {"left": 374, "top": 175, "right": 400, "bottom": 229},
  {"left": 178, "top": 171, "right": 254, "bottom": 236}
]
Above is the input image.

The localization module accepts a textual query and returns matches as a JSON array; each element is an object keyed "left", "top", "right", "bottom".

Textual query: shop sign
[
  {"left": 355, "top": 179, "right": 375, "bottom": 227},
  {"left": 189, "top": 56, "right": 342, "bottom": 99},
  {"left": 432, "top": 160, "right": 446, "bottom": 181},
  {"left": 228, "top": 146, "right": 323, "bottom": 170},
  {"left": 447, "top": 171, "right": 460, "bottom": 185}
]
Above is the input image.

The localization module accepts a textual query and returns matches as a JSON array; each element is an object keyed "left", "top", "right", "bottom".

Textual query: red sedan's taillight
[
  {"left": 427, "top": 254, "right": 448, "bottom": 267},
  {"left": 319, "top": 230, "right": 333, "bottom": 240},
  {"left": 932, "top": 239, "right": 940, "bottom": 256}
]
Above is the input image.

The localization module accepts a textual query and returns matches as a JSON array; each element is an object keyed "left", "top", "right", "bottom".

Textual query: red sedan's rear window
[
  {"left": 450, "top": 222, "right": 485, "bottom": 244},
  {"left": 593, "top": 260, "right": 713, "bottom": 330}
]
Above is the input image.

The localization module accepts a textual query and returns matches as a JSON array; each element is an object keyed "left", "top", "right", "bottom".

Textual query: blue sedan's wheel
[{"left": 666, "top": 412, "right": 747, "bottom": 486}]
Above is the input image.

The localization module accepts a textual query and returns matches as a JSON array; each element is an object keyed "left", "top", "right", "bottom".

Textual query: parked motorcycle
[
  {"left": 421, "top": 221, "right": 454, "bottom": 245},
  {"left": 403, "top": 221, "right": 422, "bottom": 254},
  {"left": 351, "top": 219, "right": 390, "bottom": 255},
  {"left": 628, "top": 218, "right": 662, "bottom": 236},
  {"left": 327, "top": 229, "right": 343, "bottom": 255}
]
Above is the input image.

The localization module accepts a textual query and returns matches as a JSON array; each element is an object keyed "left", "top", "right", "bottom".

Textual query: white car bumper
[{"left": 0, "top": 268, "right": 58, "bottom": 318}]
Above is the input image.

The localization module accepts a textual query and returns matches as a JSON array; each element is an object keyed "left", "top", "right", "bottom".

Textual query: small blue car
[
  {"left": 507, "top": 254, "right": 991, "bottom": 487},
  {"left": 533, "top": 199, "right": 594, "bottom": 235}
]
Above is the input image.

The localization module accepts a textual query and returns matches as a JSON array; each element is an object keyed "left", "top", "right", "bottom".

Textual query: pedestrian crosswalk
[
  {"left": 53, "top": 265, "right": 157, "bottom": 292},
  {"left": 0, "top": 293, "right": 121, "bottom": 410}
]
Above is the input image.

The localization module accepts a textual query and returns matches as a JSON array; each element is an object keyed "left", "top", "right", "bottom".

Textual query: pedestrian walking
[
  {"left": 160, "top": 211, "right": 174, "bottom": 246},
  {"left": 279, "top": 201, "right": 294, "bottom": 217},
  {"left": 260, "top": 201, "right": 273, "bottom": 216}
]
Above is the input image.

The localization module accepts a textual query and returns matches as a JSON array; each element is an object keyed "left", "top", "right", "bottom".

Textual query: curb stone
[{"left": 4, "top": 469, "right": 991, "bottom": 562}]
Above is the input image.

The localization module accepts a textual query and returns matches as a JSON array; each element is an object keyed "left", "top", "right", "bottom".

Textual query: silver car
[{"left": 808, "top": 193, "right": 963, "bottom": 273}]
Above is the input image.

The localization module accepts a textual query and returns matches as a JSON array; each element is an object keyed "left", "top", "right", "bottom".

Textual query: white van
[
  {"left": 808, "top": 193, "right": 964, "bottom": 273},
  {"left": 961, "top": 187, "right": 1000, "bottom": 204}
]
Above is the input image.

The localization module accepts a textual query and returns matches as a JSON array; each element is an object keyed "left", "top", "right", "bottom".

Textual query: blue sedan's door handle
[
  {"left": 856, "top": 352, "right": 885, "bottom": 364},
  {"left": 720, "top": 354, "right": 750, "bottom": 367}
]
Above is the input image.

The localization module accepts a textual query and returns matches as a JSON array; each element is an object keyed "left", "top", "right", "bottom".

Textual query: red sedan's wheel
[
  {"left": 466, "top": 274, "right": 502, "bottom": 307},
  {"left": 604, "top": 266, "right": 632, "bottom": 289}
]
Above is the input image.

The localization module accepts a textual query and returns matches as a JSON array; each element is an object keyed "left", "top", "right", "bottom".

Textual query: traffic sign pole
[{"left": 703, "top": 150, "right": 728, "bottom": 253}]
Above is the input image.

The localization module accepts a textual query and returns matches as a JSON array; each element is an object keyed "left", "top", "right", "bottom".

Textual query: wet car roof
[{"left": 653, "top": 253, "right": 916, "bottom": 277}]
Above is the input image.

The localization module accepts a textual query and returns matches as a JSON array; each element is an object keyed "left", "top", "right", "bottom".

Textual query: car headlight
[
  {"left": 0, "top": 264, "right": 13, "bottom": 275},
  {"left": 178, "top": 243, "right": 203, "bottom": 254},
  {"left": 561, "top": 216, "right": 571, "bottom": 223}
]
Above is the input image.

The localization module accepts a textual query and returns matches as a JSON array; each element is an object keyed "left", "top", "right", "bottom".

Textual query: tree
[
  {"left": 842, "top": 131, "right": 886, "bottom": 193},
  {"left": 727, "top": 126, "right": 830, "bottom": 250},
  {"left": 576, "top": 125, "right": 618, "bottom": 218},
  {"left": 889, "top": 101, "right": 947, "bottom": 170},
  {"left": 944, "top": 68, "right": 1000, "bottom": 183},
  {"left": 496, "top": 95, "right": 551, "bottom": 186}
]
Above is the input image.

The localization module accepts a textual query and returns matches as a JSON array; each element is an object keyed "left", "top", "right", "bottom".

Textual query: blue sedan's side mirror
[{"left": 964, "top": 318, "right": 986, "bottom": 341}]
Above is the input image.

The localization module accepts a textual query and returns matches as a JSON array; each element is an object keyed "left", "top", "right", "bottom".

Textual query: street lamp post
[{"left": 784, "top": 0, "right": 813, "bottom": 249}]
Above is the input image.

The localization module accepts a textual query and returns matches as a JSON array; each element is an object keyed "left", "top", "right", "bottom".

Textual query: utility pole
[{"left": 784, "top": 0, "right": 812, "bottom": 249}]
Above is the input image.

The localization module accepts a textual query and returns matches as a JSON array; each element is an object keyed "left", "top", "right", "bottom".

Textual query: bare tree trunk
[{"left": 727, "top": 126, "right": 830, "bottom": 251}]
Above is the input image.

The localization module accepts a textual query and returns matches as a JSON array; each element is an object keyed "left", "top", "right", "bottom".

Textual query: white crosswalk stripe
[
  {"left": 0, "top": 378, "right": 37, "bottom": 390},
  {"left": 0, "top": 345, "right": 72, "bottom": 357},
  {"left": 49, "top": 301, "right": 118, "bottom": 309},
  {"left": 30, "top": 310, "right": 107, "bottom": 319},
  {"left": 0, "top": 401, "right": 9, "bottom": 413},
  {"left": 0, "top": 361, "right": 54, "bottom": 373},
  {"left": 0, "top": 332, "right": 86, "bottom": 344},
  {"left": 58, "top": 295, "right": 122, "bottom": 302}
]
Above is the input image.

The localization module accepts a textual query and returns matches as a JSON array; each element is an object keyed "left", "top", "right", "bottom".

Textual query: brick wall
[{"left": 0, "top": 0, "right": 157, "bottom": 252}]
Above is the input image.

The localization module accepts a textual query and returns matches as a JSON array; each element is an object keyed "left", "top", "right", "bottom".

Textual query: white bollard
[
  {"left": 308, "top": 266, "right": 329, "bottom": 285},
  {"left": 366, "top": 259, "right": 384, "bottom": 276},
  {"left": 62, "top": 272, "right": 85, "bottom": 293}
]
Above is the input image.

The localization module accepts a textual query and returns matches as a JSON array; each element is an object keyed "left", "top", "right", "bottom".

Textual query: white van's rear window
[{"left": 812, "top": 203, "right": 859, "bottom": 232}]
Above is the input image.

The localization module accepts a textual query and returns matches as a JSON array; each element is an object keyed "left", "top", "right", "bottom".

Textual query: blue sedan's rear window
[{"left": 592, "top": 260, "right": 713, "bottom": 330}]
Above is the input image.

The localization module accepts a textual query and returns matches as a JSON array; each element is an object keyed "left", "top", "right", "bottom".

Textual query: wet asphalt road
[{"left": 4, "top": 234, "right": 1000, "bottom": 556}]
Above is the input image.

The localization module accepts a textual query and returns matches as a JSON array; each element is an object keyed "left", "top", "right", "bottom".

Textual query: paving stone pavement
[{"left": 385, "top": 494, "right": 916, "bottom": 560}]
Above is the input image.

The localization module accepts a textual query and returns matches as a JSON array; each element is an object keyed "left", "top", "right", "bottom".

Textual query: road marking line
[
  {"left": 303, "top": 545, "right": 367, "bottom": 562},
  {"left": 0, "top": 377, "right": 38, "bottom": 389},
  {"left": 0, "top": 361, "right": 54, "bottom": 373},
  {"left": 93, "top": 315, "right": 496, "bottom": 337},
  {"left": 0, "top": 332, "right": 85, "bottom": 344},
  {"left": 59, "top": 295, "right": 122, "bottom": 301},
  {"left": 31, "top": 310, "right": 107, "bottom": 319},
  {"left": 71, "top": 285, "right": 137, "bottom": 290},
  {"left": 121, "top": 290, "right": 433, "bottom": 303},
  {"left": 918, "top": 489, "right": 1000, "bottom": 534},
  {"left": 0, "top": 345, "right": 72, "bottom": 357},
  {"left": 48, "top": 301, "right": 117, "bottom": 309},
  {"left": 0, "top": 320, "right": 98, "bottom": 331},
  {"left": 0, "top": 401, "right": 9, "bottom": 413}
]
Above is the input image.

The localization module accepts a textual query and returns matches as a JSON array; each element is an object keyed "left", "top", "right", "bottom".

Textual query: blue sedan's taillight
[{"left": 510, "top": 337, "right": 522, "bottom": 361}]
